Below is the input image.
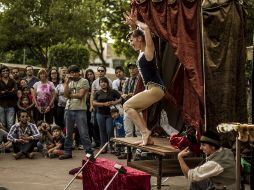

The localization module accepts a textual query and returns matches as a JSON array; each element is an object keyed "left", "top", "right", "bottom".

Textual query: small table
[
  {"left": 82, "top": 157, "right": 151, "bottom": 190},
  {"left": 112, "top": 137, "right": 202, "bottom": 190}
]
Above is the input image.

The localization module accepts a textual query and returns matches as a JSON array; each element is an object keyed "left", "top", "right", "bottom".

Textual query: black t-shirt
[
  {"left": 53, "top": 135, "right": 65, "bottom": 150},
  {"left": 94, "top": 89, "right": 121, "bottom": 115}
]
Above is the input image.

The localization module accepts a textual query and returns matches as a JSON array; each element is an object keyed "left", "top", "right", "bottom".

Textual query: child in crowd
[
  {"left": 0, "top": 122, "right": 12, "bottom": 153},
  {"left": 37, "top": 121, "right": 52, "bottom": 157},
  {"left": 111, "top": 108, "right": 125, "bottom": 156},
  {"left": 17, "top": 86, "right": 34, "bottom": 118},
  {"left": 47, "top": 125, "right": 65, "bottom": 158}
]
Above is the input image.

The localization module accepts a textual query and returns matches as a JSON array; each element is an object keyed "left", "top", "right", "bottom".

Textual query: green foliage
[
  {"left": 103, "top": 0, "right": 138, "bottom": 60},
  {"left": 0, "top": 0, "right": 137, "bottom": 66},
  {"left": 49, "top": 39, "right": 90, "bottom": 69},
  {"left": 0, "top": 0, "right": 92, "bottom": 66},
  {"left": 0, "top": 48, "right": 40, "bottom": 65}
]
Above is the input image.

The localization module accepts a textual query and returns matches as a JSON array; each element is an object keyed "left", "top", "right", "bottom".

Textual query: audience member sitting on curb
[
  {"left": 37, "top": 121, "right": 52, "bottom": 157},
  {"left": 177, "top": 130, "right": 236, "bottom": 190},
  {"left": 7, "top": 110, "right": 40, "bottom": 159},
  {"left": 46, "top": 125, "right": 65, "bottom": 158},
  {"left": 111, "top": 108, "right": 125, "bottom": 156},
  {"left": 0, "top": 122, "right": 12, "bottom": 152}
]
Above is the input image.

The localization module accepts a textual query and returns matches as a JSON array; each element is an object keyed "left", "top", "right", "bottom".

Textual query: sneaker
[
  {"left": 48, "top": 153, "right": 58, "bottom": 159},
  {"left": 13, "top": 152, "right": 23, "bottom": 160},
  {"left": 85, "top": 149, "right": 94, "bottom": 155},
  {"left": 115, "top": 152, "right": 121, "bottom": 156},
  {"left": 42, "top": 149, "right": 48, "bottom": 158},
  {"left": 101, "top": 149, "right": 107, "bottom": 154},
  {"left": 78, "top": 145, "right": 84, "bottom": 150},
  {"left": 133, "top": 152, "right": 141, "bottom": 161},
  {"left": 27, "top": 152, "right": 35, "bottom": 159},
  {"left": 117, "top": 153, "right": 127, "bottom": 160},
  {"left": 72, "top": 141, "right": 76, "bottom": 149},
  {"left": 110, "top": 150, "right": 117, "bottom": 154},
  {"left": 59, "top": 154, "right": 72, "bottom": 160},
  {"left": 91, "top": 142, "right": 100, "bottom": 149}
]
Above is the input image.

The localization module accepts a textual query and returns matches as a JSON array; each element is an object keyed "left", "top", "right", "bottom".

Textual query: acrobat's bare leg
[{"left": 126, "top": 108, "right": 153, "bottom": 146}]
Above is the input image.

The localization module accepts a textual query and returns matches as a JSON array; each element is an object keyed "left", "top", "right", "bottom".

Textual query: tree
[
  {"left": 103, "top": 0, "right": 138, "bottom": 60},
  {"left": 0, "top": 0, "right": 91, "bottom": 66},
  {"left": 79, "top": 0, "right": 137, "bottom": 66},
  {"left": 0, "top": 0, "right": 138, "bottom": 67},
  {"left": 49, "top": 39, "right": 90, "bottom": 69}
]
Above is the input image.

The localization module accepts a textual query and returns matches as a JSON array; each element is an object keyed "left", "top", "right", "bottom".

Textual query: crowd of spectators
[{"left": 0, "top": 63, "right": 143, "bottom": 160}]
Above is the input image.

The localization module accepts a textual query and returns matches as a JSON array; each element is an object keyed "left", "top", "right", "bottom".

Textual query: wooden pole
[
  {"left": 250, "top": 31, "right": 254, "bottom": 190},
  {"left": 236, "top": 137, "right": 241, "bottom": 190}
]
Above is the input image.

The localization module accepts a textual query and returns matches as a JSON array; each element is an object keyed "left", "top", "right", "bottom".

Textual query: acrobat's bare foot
[
  {"left": 139, "top": 130, "right": 153, "bottom": 146},
  {"left": 139, "top": 136, "right": 154, "bottom": 146},
  {"left": 133, "top": 137, "right": 154, "bottom": 146}
]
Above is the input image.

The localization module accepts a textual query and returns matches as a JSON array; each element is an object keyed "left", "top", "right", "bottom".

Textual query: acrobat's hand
[{"left": 123, "top": 10, "right": 137, "bottom": 30}]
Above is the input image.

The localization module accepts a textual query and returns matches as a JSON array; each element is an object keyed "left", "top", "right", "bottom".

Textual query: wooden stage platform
[{"left": 112, "top": 137, "right": 203, "bottom": 190}]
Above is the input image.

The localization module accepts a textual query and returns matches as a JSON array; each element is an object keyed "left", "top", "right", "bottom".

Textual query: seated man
[
  {"left": 0, "top": 123, "right": 12, "bottom": 153},
  {"left": 177, "top": 130, "right": 235, "bottom": 190},
  {"left": 7, "top": 110, "right": 40, "bottom": 159}
]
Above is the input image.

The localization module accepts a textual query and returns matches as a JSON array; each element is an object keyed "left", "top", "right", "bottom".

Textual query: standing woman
[
  {"left": 85, "top": 69, "right": 97, "bottom": 142},
  {"left": 48, "top": 68, "right": 60, "bottom": 87},
  {"left": 93, "top": 77, "right": 121, "bottom": 153},
  {"left": 55, "top": 68, "right": 68, "bottom": 130},
  {"left": 32, "top": 69, "right": 56, "bottom": 124},
  {"left": 123, "top": 12, "right": 165, "bottom": 146},
  {"left": 48, "top": 68, "right": 60, "bottom": 124}
]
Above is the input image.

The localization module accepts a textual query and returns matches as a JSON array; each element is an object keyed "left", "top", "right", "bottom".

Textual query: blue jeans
[
  {"left": 190, "top": 178, "right": 215, "bottom": 190},
  {"left": 64, "top": 110, "right": 92, "bottom": 155},
  {"left": 96, "top": 113, "right": 113, "bottom": 147},
  {"left": 0, "top": 107, "right": 15, "bottom": 131}
]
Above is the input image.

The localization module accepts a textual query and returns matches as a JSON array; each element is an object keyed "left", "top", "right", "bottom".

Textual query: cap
[
  {"left": 127, "top": 63, "right": 137, "bottom": 68},
  {"left": 200, "top": 130, "right": 221, "bottom": 147},
  {"left": 68, "top": 65, "right": 80, "bottom": 73}
]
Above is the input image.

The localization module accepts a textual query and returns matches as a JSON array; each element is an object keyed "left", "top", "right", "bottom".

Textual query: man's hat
[
  {"left": 127, "top": 62, "right": 137, "bottom": 68},
  {"left": 200, "top": 130, "right": 221, "bottom": 147}
]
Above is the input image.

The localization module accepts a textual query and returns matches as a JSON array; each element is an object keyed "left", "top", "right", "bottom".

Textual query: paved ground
[{"left": 0, "top": 149, "right": 190, "bottom": 190}]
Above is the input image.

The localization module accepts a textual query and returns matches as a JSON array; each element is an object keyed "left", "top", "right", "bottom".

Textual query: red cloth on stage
[{"left": 82, "top": 157, "right": 151, "bottom": 190}]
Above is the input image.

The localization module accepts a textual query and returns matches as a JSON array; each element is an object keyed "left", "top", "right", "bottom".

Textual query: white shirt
[{"left": 188, "top": 160, "right": 224, "bottom": 182}]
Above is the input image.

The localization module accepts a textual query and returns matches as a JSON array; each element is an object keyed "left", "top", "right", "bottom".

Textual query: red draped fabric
[
  {"left": 82, "top": 158, "right": 151, "bottom": 190},
  {"left": 131, "top": 0, "right": 203, "bottom": 132}
]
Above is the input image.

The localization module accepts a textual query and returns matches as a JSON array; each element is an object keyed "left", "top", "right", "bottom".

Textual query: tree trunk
[
  {"left": 88, "top": 36, "right": 108, "bottom": 67},
  {"left": 29, "top": 46, "right": 47, "bottom": 67}
]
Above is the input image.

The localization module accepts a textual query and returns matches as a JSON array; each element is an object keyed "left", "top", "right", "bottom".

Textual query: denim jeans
[
  {"left": 123, "top": 113, "right": 141, "bottom": 137},
  {"left": 190, "top": 178, "right": 215, "bottom": 190},
  {"left": 13, "top": 140, "right": 37, "bottom": 154},
  {"left": 64, "top": 110, "right": 92, "bottom": 155},
  {"left": 91, "top": 110, "right": 101, "bottom": 145},
  {"left": 96, "top": 112, "right": 113, "bottom": 147},
  {"left": 0, "top": 107, "right": 15, "bottom": 131}
]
